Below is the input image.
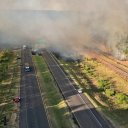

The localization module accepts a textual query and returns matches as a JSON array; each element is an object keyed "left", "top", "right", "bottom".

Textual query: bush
[
  {"left": 98, "top": 79, "right": 110, "bottom": 90},
  {"left": 116, "top": 93, "right": 128, "bottom": 104},
  {"left": 0, "top": 50, "right": 13, "bottom": 63},
  {"left": 105, "top": 89, "right": 115, "bottom": 97}
]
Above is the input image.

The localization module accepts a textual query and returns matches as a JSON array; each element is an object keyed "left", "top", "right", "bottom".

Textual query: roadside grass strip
[{"left": 33, "top": 56, "right": 74, "bottom": 128}]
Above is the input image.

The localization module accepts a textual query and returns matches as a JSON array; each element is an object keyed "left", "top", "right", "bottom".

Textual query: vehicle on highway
[
  {"left": 23, "top": 45, "right": 27, "bottom": 49},
  {"left": 31, "top": 51, "right": 36, "bottom": 55},
  {"left": 31, "top": 49, "right": 42, "bottom": 56},
  {"left": 77, "top": 88, "right": 83, "bottom": 94},
  {"left": 13, "top": 97, "right": 21, "bottom": 103},
  {"left": 24, "top": 63, "right": 31, "bottom": 72}
]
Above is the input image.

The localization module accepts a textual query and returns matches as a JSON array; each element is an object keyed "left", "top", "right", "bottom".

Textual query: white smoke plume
[{"left": 0, "top": 0, "right": 128, "bottom": 58}]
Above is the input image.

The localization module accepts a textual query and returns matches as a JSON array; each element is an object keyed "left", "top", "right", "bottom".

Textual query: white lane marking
[
  {"left": 48, "top": 51, "right": 103, "bottom": 128},
  {"left": 78, "top": 94, "right": 103, "bottom": 127}
]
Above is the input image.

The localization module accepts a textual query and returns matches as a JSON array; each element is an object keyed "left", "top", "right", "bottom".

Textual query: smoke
[{"left": 0, "top": 0, "right": 128, "bottom": 58}]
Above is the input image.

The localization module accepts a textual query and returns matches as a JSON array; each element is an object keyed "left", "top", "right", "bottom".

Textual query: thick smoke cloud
[{"left": 0, "top": 0, "right": 128, "bottom": 58}]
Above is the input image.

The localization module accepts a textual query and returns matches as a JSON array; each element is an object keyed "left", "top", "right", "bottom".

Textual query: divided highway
[
  {"left": 19, "top": 48, "right": 50, "bottom": 128},
  {"left": 42, "top": 50, "right": 112, "bottom": 128}
]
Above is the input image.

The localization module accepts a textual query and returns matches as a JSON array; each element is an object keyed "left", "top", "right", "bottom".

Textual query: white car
[{"left": 78, "top": 89, "right": 83, "bottom": 94}]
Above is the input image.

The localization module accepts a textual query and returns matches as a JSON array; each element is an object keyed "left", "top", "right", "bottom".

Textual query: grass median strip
[{"left": 33, "top": 56, "right": 74, "bottom": 128}]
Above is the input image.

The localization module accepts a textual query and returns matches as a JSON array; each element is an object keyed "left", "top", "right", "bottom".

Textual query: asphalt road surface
[
  {"left": 42, "top": 50, "right": 112, "bottom": 128},
  {"left": 19, "top": 48, "right": 50, "bottom": 128}
]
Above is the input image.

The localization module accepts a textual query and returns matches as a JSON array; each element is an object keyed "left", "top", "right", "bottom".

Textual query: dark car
[{"left": 13, "top": 97, "right": 21, "bottom": 103}]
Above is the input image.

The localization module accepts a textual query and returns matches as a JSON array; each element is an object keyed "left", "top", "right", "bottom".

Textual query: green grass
[{"left": 33, "top": 56, "right": 73, "bottom": 128}]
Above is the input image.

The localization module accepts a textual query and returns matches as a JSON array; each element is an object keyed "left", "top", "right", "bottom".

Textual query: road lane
[
  {"left": 42, "top": 50, "right": 111, "bottom": 128},
  {"left": 19, "top": 48, "right": 50, "bottom": 128}
]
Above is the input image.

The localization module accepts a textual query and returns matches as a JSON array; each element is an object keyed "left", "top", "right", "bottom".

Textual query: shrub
[
  {"left": 97, "top": 79, "right": 111, "bottom": 90},
  {"left": 98, "top": 79, "right": 107, "bottom": 89},
  {"left": 105, "top": 89, "right": 115, "bottom": 97},
  {"left": 116, "top": 93, "right": 128, "bottom": 104},
  {"left": 0, "top": 50, "right": 13, "bottom": 63}
]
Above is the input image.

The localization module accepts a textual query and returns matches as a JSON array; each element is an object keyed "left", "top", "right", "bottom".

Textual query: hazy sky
[{"left": 0, "top": 0, "right": 128, "bottom": 57}]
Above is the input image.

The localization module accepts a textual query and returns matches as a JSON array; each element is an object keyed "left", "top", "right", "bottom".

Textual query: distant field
[{"left": 33, "top": 56, "right": 74, "bottom": 128}]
